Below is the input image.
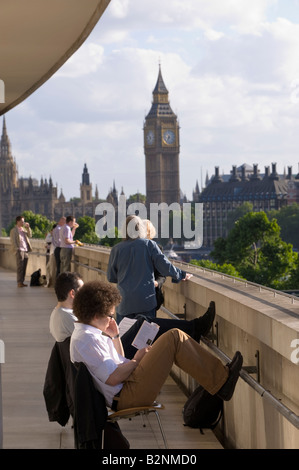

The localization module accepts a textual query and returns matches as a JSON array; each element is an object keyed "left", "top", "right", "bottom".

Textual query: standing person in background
[
  {"left": 45, "top": 224, "right": 55, "bottom": 265},
  {"left": 52, "top": 216, "right": 66, "bottom": 278},
  {"left": 10, "top": 215, "right": 32, "bottom": 287},
  {"left": 60, "top": 216, "right": 79, "bottom": 273},
  {"left": 46, "top": 224, "right": 57, "bottom": 287},
  {"left": 107, "top": 215, "right": 192, "bottom": 324}
]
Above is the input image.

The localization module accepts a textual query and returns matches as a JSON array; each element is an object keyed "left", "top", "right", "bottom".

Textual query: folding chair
[
  {"left": 74, "top": 363, "right": 167, "bottom": 449},
  {"left": 105, "top": 403, "right": 168, "bottom": 449}
]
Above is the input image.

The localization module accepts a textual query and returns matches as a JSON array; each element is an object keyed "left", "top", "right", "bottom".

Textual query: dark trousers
[
  {"left": 121, "top": 315, "right": 196, "bottom": 359},
  {"left": 54, "top": 247, "right": 61, "bottom": 277}
]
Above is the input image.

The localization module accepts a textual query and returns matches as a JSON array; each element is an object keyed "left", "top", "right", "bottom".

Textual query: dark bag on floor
[
  {"left": 30, "top": 268, "right": 46, "bottom": 286},
  {"left": 183, "top": 385, "right": 223, "bottom": 432}
]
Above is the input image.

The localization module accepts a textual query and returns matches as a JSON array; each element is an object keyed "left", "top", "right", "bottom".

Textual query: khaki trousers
[
  {"left": 16, "top": 250, "right": 28, "bottom": 284},
  {"left": 117, "top": 328, "right": 229, "bottom": 410},
  {"left": 60, "top": 247, "right": 73, "bottom": 272}
]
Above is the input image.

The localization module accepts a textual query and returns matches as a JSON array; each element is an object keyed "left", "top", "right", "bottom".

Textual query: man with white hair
[{"left": 107, "top": 215, "right": 192, "bottom": 323}]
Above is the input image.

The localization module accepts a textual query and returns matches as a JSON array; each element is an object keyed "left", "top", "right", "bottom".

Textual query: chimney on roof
[
  {"left": 241, "top": 165, "right": 248, "bottom": 181},
  {"left": 270, "top": 162, "right": 279, "bottom": 180},
  {"left": 287, "top": 166, "right": 293, "bottom": 180},
  {"left": 212, "top": 166, "right": 223, "bottom": 183},
  {"left": 264, "top": 166, "right": 270, "bottom": 178},
  {"left": 250, "top": 164, "right": 260, "bottom": 180},
  {"left": 230, "top": 165, "right": 240, "bottom": 182}
]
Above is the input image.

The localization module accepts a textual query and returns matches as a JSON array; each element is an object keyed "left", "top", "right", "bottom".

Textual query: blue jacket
[{"left": 107, "top": 238, "right": 186, "bottom": 316}]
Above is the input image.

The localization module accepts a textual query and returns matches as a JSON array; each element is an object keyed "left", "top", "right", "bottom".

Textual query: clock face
[
  {"left": 163, "top": 129, "right": 175, "bottom": 145},
  {"left": 146, "top": 130, "right": 155, "bottom": 145}
]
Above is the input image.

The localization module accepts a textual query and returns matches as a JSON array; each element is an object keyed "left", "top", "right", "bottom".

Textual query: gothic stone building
[
  {"left": 0, "top": 117, "right": 59, "bottom": 228},
  {"left": 194, "top": 163, "right": 299, "bottom": 248},
  {"left": 0, "top": 117, "right": 106, "bottom": 229}
]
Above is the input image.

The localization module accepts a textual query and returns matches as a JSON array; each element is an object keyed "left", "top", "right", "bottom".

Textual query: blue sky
[{"left": 4, "top": 0, "right": 299, "bottom": 203}]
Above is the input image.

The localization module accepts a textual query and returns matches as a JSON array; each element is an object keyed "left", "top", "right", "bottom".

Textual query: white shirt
[
  {"left": 70, "top": 323, "right": 128, "bottom": 407},
  {"left": 52, "top": 225, "right": 62, "bottom": 248},
  {"left": 60, "top": 224, "right": 73, "bottom": 249},
  {"left": 49, "top": 306, "right": 77, "bottom": 342}
]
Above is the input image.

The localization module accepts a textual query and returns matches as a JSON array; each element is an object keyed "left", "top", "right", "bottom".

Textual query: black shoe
[
  {"left": 193, "top": 301, "right": 215, "bottom": 341},
  {"left": 217, "top": 351, "right": 243, "bottom": 401}
]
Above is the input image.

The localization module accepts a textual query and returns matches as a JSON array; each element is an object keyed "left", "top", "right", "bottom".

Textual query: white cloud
[
  {"left": 109, "top": 0, "right": 131, "bottom": 19},
  {"left": 204, "top": 29, "right": 225, "bottom": 41},
  {"left": 100, "top": 0, "right": 275, "bottom": 33},
  {"left": 56, "top": 43, "right": 104, "bottom": 78},
  {"left": 5, "top": 0, "right": 299, "bottom": 206}
]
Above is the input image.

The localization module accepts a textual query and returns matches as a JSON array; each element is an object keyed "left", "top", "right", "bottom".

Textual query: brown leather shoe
[{"left": 18, "top": 283, "right": 28, "bottom": 287}]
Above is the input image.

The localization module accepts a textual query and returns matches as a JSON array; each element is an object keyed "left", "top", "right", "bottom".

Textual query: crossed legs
[{"left": 117, "top": 328, "right": 229, "bottom": 410}]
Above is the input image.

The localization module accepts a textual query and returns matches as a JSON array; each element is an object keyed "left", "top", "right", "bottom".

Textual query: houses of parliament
[{"left": 1, "top": 67, "right": 299, "bottom": 247}]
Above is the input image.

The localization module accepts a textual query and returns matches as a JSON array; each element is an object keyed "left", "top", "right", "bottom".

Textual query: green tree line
[
  {"left": 191, "top": 209, "right": 299, "bottom": 290},
  {"left": 2, "top": 211, "right": 120, "bottom": 247},
  {"left": 3, "top": 203, "right": 299, "bottom": 290}
]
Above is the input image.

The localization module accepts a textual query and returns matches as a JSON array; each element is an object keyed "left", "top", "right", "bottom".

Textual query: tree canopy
[
  {"left": 210, "top": 211, "right": 298, "bottom": 289},
  {"left": 6, "top": 210, "right": 53, "bottom": 238}
]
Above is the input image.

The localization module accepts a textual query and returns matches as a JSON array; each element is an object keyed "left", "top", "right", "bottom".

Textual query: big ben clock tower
[{"left": 144, "top": 66, "right": 180, "bottom": 207}]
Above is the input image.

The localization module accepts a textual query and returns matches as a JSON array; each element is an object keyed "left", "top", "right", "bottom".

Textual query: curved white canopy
[{"left": 0, "top": 0, "right": 111, "bottom": 115}]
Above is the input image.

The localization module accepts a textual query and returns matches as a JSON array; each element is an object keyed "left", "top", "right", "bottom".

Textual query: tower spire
[
  {"left": 1, "top": 115, "right": 13, "bottom": 161},
  {"left": 146, "top": 65, "right": 176, "bottom": 119},
  {"left": 0, "top": 116, "right": 18, "bottom": 192},
  {"left": 153, "top": 64, "right": 168, "bottom": 95},
  {"left": 2, "top": 115, "right": 7, "bottom": 136}
]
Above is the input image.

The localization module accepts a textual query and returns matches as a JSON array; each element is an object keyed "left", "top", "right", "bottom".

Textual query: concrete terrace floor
[{"left": 0, "top": 267, "right": 223, "bottom": 450}]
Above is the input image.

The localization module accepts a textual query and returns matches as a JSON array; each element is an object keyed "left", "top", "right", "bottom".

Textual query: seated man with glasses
[{"left": 70, "top": 280, "right": 243, "bottom": 412}]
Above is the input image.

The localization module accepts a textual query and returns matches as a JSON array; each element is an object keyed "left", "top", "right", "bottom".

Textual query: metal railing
[
  {"left": 162, "top": 305, "right": 299, "bottom": 430},
  {"left": 200, "top": 336, "right": 299, "bottom": 430},
  {"left": 176, "top": 260, "right": 299, "bottom": 308}
]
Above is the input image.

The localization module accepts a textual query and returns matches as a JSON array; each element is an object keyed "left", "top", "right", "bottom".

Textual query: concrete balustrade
[{"left": 0, "top": 237, "right": 298, "bottom": 449}]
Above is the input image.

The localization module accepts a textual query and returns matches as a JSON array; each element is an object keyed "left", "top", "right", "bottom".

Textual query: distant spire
[
  {"left": 82, "top": 163, "right": 90, "bottom": 185},
  {"left": 146, "top": 65, "right": 176, "bottom": 119},
  {"left": 1, "top": 115, "right": 10, "bottom": 145},
  {"left": 153, "top": 64, "right": 169, "bottom": 95},
  {"left": 2, "top": 115, "right": 7, "bottom": 136},
  {"left": 1, "top": 115, "right": 13, "bottom": 162}
]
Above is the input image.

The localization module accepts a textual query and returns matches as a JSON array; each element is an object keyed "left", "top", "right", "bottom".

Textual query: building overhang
[{"left": 0, "top": 0, "right": 111, "bottom": 115}]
